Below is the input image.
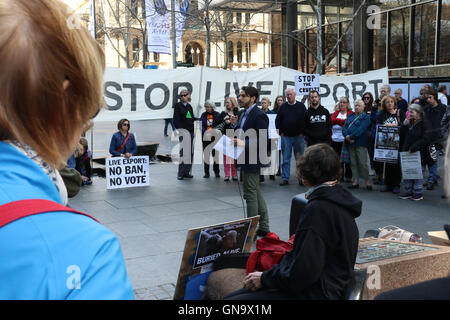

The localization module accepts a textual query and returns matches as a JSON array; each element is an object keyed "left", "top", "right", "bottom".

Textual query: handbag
[
  {"left": 340, "top": 141, "right": 350, "bottom": 164},
  {"left": 246, "top": 232, "right": 295, "bottom": 274},
  {"left": 377, "top": 225, "right": 422, "bottom": 243},
  {"left": 429, "top": 144, "right": 437, "bottom": 162}
]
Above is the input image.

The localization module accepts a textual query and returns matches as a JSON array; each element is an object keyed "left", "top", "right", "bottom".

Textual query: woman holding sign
[
  {"left": 331, "top": 97, "right": 353, "bottom": 183},
  {"left": 398, "top": 104, "right": 433, "bottom": 201},
  {"left": 109, "top": 118, "right": 137, "bottom": 158},
  {"left": 376, "top": 96, "right": 406, "bottom": 194}
]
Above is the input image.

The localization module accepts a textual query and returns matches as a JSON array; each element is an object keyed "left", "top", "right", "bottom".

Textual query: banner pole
[{"left": 171, "top": 0, "right": 177, "bottom": 69}]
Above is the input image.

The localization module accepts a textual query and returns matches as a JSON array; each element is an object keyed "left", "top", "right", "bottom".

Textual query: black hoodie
[
  {"left": 261, "top": 185, "right": 362, "bottom": 299},
  {"left": 304, "top": 105, "right": 332, "bottom": 145}
]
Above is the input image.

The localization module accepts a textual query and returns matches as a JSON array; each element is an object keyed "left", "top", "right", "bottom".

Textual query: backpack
[
  {"left": 0, "top": 199, "right": 99, "bottom": 229},
  {"left": 246, "top": 232, "right": 295, "bottom": 274}
]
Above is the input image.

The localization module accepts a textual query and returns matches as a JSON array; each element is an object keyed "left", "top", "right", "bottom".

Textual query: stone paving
[{"left": 68, "top": 119, "right": 450, "bottom": 300}]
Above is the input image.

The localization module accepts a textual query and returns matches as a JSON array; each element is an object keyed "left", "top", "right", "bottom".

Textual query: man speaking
[{"left": 231, "top": 86, "right": 270, "bottom": 238}]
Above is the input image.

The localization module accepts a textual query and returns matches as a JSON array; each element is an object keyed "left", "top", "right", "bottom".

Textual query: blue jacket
[
  {"left": 200, "top": 111, "right": 221, "bottom": 134},
  {"left": 109, "top": 132, "right": 137, "bottom": 157},
  {"left": 0, "top": 142, "right": 134, "bottom": 299},
  {"left": 342, "top": 113, "right": 371, "bottom": 148}
]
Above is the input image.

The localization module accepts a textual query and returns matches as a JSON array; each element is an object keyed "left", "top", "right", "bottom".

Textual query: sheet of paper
[{"left": 213, "top": 135, "right": 244, "bottom": 160}]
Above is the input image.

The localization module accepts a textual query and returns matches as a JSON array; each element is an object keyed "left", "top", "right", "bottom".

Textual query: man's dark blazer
[{"left": 235, "top": 106, "right": 269, "bottom": 173}]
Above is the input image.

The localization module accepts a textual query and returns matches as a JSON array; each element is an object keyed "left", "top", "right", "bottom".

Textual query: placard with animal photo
[{"left": 173, "top": 216, "right": 259, "bottom": 300}]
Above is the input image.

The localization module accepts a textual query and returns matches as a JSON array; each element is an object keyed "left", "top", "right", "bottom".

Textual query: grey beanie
[
  {"left": 204, "top": 100, "right": 215, "bottom": 109},
  {"left": 408, "top": 103, "right": 423, "bottom": 115}
]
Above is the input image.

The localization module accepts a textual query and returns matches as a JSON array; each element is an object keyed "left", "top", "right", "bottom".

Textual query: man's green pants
[{"left": 242, "top": 171, "right": 269, "bottom": 232}]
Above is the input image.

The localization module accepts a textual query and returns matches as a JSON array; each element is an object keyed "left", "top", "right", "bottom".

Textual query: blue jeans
[
  {"left": 426, "top": 153, "right": 439, "bottom": 184},
  {"left": 164, "top": 119, "right": 176, "bottom": 136},
  {"left": 281, "top": 135, "right": 305, "bottom": 181}
]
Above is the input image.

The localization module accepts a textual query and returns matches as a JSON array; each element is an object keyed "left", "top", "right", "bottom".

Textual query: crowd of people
[
  {"left": 1, "top": 0, "right": 449, "bottom": 301},
  {"left": 163, "top": 83, "right": 449, "bottom": 202}
]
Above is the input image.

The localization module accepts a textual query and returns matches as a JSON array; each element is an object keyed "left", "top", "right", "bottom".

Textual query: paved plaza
[{"left": 68, "top": 119, "right": 450, "bottom": 300}]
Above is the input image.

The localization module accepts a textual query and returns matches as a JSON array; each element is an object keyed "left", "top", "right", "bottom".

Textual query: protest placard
[
  {"left": 400, "top": 151, "right": 423, "bottom": 180},
  {"left": 213, "top": 135, "right": 244, "bottom": 160},
  {"left": 374, "top": 126, "right": 400, "bottom": 163},
  {"left": 294, "top": 74, "right": 320, "bottom": 96},
  {"left": 106, "top": 156, "right": 150, "bottom": 189},
  {"left": 173, "top": 216, "right": 259, "bottom": 300},
  {"left": 267, "top": 114, "right": 280, "bottom": 139}
]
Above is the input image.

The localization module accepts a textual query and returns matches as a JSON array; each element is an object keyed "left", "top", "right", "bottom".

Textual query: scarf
[
  {"left": 9, "top": 141, "right": 68, "bottom": 205},
  {"left": 305, "top": 180, "right": 338, "bottom": 200}
]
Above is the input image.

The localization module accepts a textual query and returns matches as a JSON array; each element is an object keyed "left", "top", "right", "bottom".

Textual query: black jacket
[
  {"left": 424, "top": 103, "right": 446, "bottom": 144},
  {"left": 173, "top": 102, "right": 196, "bottom": 132},
  {"left": 303, "top": 105, "right": 332, "bottom": 145},
  {"left": 400, "top": 119, "right": 434, "bottom": 166},
  {"left": 275, "top": 101, "right": 307, "bottom": 137},
  {"left": 261, "top": 185, "right": 361, "bottom": 299}
]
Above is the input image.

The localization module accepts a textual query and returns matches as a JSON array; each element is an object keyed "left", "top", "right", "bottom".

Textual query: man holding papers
[{"left": 230, "top": 86, "right": 270, "bottom": 238}]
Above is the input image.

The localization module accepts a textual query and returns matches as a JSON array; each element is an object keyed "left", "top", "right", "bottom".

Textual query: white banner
[
  {"left": 106, "top": 156, "right": 150, "bottom": 189},
  {"left": 97, "top": 66, "right": 389, "bottom": 122},
  {"left": 175, "top": 0, "right": 190, "bottom": 54},
  {"left": 145, "top": 0, "right": 171, "bottom": 54}
]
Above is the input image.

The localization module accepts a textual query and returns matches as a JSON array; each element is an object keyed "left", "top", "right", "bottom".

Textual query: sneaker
[
  {"left": 399, "top": 193, "right": 413, "bottom": 199},
  {"left": 411, "top": 194, "right": 423, "bottom": 201},
  {"left": 392, "top": 187, "right": 400, "bottom": 194},
  {"left": 280, "top": 180, "right": 289, "bottom": 186},
  {"left": 426, "top": 183, "right": 434, "bottom": 191},
  {"left": 224, "top": 177, "right": 230, "bottom": 182}
]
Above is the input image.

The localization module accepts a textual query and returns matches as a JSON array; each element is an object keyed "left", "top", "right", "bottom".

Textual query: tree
[{"left": 96, "top": 0, "right": 147, "bottom": 68}]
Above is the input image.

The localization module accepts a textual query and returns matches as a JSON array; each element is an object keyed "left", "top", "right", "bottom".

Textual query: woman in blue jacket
[
  {"left": 342, "top": 99, "right": 373, "bottom": 190},
  {"left": 0, "top": 0, "right": 133, "bottom": 300},
  {"left": 109, "top": 118, "right": 137, "bottom": 158}
]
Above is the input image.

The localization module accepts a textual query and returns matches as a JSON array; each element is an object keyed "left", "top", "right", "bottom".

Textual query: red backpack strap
[{"left": 0, "top": 199, "right": 100, "bottom": 229}]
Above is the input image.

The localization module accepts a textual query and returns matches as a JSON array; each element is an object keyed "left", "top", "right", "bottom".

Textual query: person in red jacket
[{"left": 331, "top": 97, "right": 354, "bottom": 182}]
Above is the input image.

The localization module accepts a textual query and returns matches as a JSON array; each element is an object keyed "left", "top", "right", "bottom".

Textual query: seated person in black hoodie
[{"left": 225, "top": 143, "right": 362, "bottom": 300}]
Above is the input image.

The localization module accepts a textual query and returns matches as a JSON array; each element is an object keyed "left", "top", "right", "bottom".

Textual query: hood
[{"left": 308, "top": 184, "right": 362, "bottom": 218}]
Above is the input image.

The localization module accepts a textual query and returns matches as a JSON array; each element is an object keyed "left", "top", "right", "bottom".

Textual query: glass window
[
  {"left": 185, "top": 45, "right": 193, "bottom": 63},
  {"left": 236, "top": 12, "right": 242, "bottom": 24},
  {"left": 228, "top": 41, "right": 234, "bottom": 63},
  {"left": 246, "top": 41, "right": 251, "bottom": 63},
  {"left": 390, "top": 7, "right": 410, "bottom": 68},
  {"left": 185, "top": 45, "right": 193, "bottom": 64},
  {"left": 132, "top": 38, "right": 139, "bottom": 54},
  {"left": 237, "top": 41, "right": 243, "bottom": 63},
  {"left": 375, "top": 0, "right": 412, "bottom": 11},
  {"left": 324, "top": 23, "right": 338, "bottom": 73},
  {"left": 307, "top": 28, "right": 318, "bottom": 73},
  {"left": 341, "top": 22, "right": 353, "bottom": 73},
  {"left": 413, "top": 2, "right": 436, "bottom": 66},
  {"left": 245, "top": 13, "right": 251, "bottom": 25},
  {"left": 371, "top": 12, "right": 387, "bottom": 70},
  {"left": 440, "top": 0, "right": 450, "bottom": 64}
]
